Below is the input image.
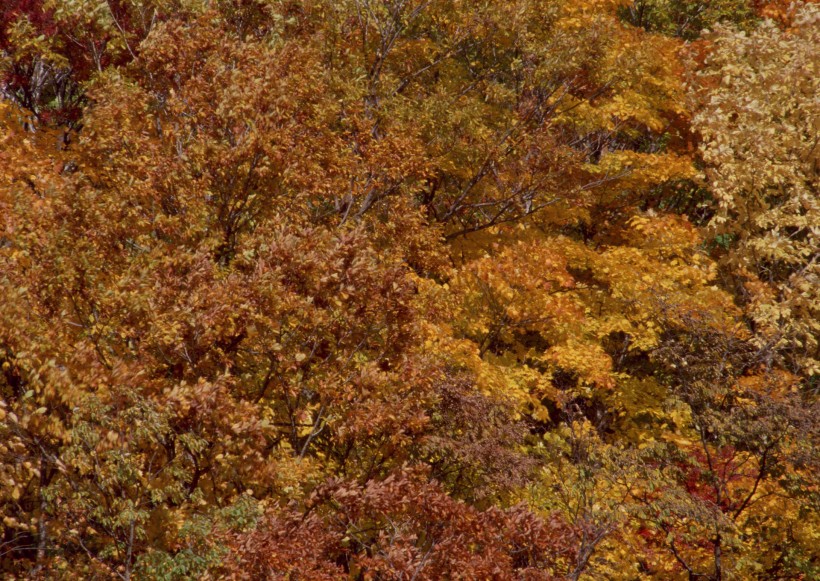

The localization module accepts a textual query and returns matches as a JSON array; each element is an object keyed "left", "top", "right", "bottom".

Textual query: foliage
[
  {"left": 619, "top": 0, "right": 759, "bottom": 39},
  {"left": 692, "top": 2, "right": 820, "bottom": 375},
  {"left": 0, "top": 0, "right": 817, "bottom": 579}
]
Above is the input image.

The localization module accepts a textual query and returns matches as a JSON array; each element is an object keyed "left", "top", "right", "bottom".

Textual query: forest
[{"left": 0, "top": 0, "right": 818, "bottom": 579}]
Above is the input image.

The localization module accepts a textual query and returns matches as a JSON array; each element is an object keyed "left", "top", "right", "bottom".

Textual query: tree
[{"left": 691, "top": 2, "right": 820, "bottom": 376}]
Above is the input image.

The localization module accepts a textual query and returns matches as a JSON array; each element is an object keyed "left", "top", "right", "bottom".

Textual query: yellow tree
[{"left": 691, "top": 3, "right": 820, "bottom": 376}]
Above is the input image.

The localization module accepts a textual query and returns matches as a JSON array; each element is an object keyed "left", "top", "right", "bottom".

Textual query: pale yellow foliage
[{"left": 692, "top": 4, "right": 820, "bottom": 373}]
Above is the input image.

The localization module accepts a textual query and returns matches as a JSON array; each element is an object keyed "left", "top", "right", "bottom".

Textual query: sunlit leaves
[{"left": 692, "top": 3, "right": 820, "bottom": 374}]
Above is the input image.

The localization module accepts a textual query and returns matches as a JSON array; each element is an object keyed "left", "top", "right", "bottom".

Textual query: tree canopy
[{"left": 1, "top": 0, "right": 818, "bottom": 579}]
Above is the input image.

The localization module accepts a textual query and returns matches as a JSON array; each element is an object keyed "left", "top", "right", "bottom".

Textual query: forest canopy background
[{"left": 1, "top": 0, "right": 818, "bottom": 579}]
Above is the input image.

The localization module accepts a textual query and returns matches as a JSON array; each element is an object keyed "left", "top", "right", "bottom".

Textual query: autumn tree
[{"left": 691, "top": 2, "right": 819, "bottom": 376}]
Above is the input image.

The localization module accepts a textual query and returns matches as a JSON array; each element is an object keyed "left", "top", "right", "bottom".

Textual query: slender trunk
[
  {"left": 32, "top": 453, "right": 48, "bottom": 577},
  {"left": 124, "top": 518, "right": 135, "bottom": 581},
  {"left": 713, "top": 532, "right": 722, "bottom": 581}
]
